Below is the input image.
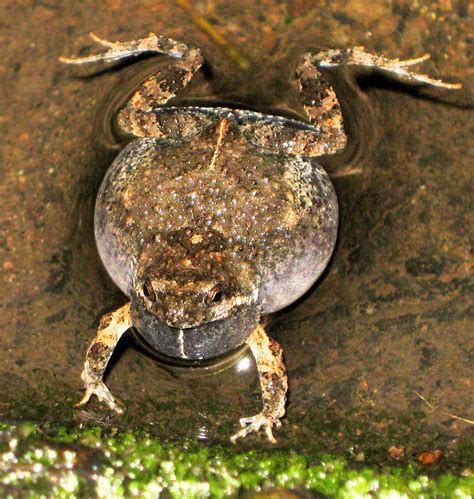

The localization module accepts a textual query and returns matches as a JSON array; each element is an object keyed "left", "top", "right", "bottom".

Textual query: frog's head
[
  {"left": 133, "top": 228, "right": 260, "bottom": 330},
  {"left": 131, "top": 228, "right": 260, "bottom": 360}
]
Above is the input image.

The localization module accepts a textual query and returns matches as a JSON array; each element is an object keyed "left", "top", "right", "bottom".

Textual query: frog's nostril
[{"left": 143, "top": 280, "right": 157, "bottom": 302}]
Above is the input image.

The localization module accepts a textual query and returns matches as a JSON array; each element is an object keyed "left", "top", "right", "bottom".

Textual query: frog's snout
[
  {"left": 130, "top": 298, "right": 260, "bottom": 361},
  {"left": 134, "top": 269, "right": 261, "bottom": 331},
  {"left": 136, "top": 276, "right": 233, "bottom": 329}
]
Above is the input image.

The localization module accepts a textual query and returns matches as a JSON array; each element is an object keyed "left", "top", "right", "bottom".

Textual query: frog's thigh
[
  {"left": 117, "top": 109, "right": 216, "bottom": 141},
  {"left": 114, "top": 38, "right": 203, "bottom": 136},
  {"left": 60, "top": 32, "right": 204, "bottom": 137},
  {"left": 295, "top": 54, "right": 347, "bottom": 156},
  {"left": 77, "top": 302, "right": 132, "bottom": 413},
  {"left": 294, "top": 47, "right": 459, "bottom": 158},
  {"left": 241, "top": 120, "right": 335, "bottom": 157}
]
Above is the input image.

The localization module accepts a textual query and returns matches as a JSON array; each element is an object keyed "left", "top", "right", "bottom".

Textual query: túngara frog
[{"left": 61, "top": 33, "right": 460, "bottom": 442}]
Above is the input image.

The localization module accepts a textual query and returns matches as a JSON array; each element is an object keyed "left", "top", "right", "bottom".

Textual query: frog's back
[{"left": 95, "top": 116, "right": 337, "bottom": 312}]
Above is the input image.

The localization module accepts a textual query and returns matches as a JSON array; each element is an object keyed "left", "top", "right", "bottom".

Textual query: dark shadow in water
[{"left": 356, "top": 73, "right": 473, "bottom": 109}]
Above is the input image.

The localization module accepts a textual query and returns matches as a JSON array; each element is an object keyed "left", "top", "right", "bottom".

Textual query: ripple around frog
[
  {"left": 94, "top": 54, "right": 381, "bottom": 171},
  {"left": 41, "top": 40, "right": 466, "bottom": 451}
]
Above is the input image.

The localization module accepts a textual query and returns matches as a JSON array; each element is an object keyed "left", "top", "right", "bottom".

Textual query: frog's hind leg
[
  {"left": 230, "top": 325, "right": 288, "bottom": 444},
  {"left": 313, "top": 48, "right": 461, "bottom": 89},
  {"left": 60, "top": 33, "right": 203, "bottom": 136},
  {"left": 77, "top": 302, "right": 132, "bottom": 414},
  {"left": 241, "top": 49, "right": 348, "bottom": 158},
  {"left": 279, "top": 47, "right": 461, "bottom": 158}
]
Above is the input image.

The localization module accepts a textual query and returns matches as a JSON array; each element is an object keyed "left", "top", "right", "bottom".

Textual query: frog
[{"left": 61, "top": 33, "right": 460, "bottom": 443}]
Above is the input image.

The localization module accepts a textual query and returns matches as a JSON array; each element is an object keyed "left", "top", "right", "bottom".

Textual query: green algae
[{"left": 0, "top": 422, "right": 472, "bottom": 497}]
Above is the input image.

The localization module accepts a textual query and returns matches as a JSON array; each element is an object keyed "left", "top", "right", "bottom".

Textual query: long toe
[
  {"left": 95, "top": 383, "right": 125, "bottom": 414},
  {"left": 230, "top": 413, "right": 277, "bottom": 443},
  {"left": 75, "top": 387, "right": 94, "bottom": 407}
]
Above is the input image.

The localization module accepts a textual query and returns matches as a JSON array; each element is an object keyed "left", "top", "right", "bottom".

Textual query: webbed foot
[
  {"left": 230, "top": 412, "right": 282, "bottom": 444},
  {"left": 59, "top": 32, "right": 201, "bottom": 67},
  {"left": 59, "top": 32, "right": 162, "bottom": 65}
]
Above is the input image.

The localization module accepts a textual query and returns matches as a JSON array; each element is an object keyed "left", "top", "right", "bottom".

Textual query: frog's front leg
[
  {"left": 230, "top": 325, "right": 288, "bottom": 444},
  {"left": 60, "top": 33, "right": 203, "bottom": 137},
  {"left": 77, "top": 302, "right": 132, "bottom": 414}
]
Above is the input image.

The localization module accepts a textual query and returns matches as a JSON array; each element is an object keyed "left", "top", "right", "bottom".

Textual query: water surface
[{"left": 0, "top": 0, "right": 472, "bottom": 463}]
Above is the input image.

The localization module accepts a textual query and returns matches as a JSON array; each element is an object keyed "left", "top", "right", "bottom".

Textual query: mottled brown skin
[
  {"left": 230, "top": 325, "right": 287, "bottom": 443},
  {"left": 61, "top": 33, "right": 459, "bottom": 442},
  {"left": 76, "top": 302, "right": 131, "bottom": 414}
]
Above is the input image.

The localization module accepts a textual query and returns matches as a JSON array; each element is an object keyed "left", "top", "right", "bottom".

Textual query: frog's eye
[
  {"left": 143, "top": 279, "right": 157, "bottom": 302},
  {"left": 205, "top": 287, "right": 223, "bottom": 306}
]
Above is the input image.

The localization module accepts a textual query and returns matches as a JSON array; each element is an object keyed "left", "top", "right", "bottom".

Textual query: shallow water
[{"left": 0, "top": 0, "right": 472, "bottom": 463}]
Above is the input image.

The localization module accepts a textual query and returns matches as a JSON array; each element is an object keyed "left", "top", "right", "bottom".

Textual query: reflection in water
[
  {"left": 195, "top": 412, "right": 211, "bottom": 442},
  {"left": 135, "top": 337, "right": 254, "bottom": 378},
  {"left": 196, "top": 424, "right": 210, "bottom": 442},
  {"left": 127, "top": 342, "right": 260, "bottom": 442},
  {"left": 236, "top": 355, "right": 252, "bottom": 373}
]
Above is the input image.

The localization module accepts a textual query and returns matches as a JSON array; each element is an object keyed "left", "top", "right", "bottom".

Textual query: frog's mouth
[
  {"left": 130, "top": 301, "right": 259, "bottom": 361},
  {"left": 142, "top": 288, "right": 259, "bottom": 329}
]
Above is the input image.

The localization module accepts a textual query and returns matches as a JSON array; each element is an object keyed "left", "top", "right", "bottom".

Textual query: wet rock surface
[{"left": 0, "top": 0, "right": 472, "bottom": 482}]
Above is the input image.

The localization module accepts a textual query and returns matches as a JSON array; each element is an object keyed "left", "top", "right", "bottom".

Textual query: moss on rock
[{"left": 0, "top": 422, "right": 472, "bottom": 497}]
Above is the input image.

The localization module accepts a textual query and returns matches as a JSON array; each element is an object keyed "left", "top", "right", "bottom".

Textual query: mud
[{"left": 0, "top": 0, "right": 472, "bottom": 475}]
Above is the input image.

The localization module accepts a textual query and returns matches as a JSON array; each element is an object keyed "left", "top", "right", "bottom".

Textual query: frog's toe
[
  {"left": 230, "top": 413, "right": 278, "bottom": 444},
  {"left": 89, "top": 32, "right": 121, "bottom": 49},
  {"left": 76, "top": 381, "right": 125, "bottom": 415},
  {"left": 75, "top": 385, "right": 94, "bottom": 408}
]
